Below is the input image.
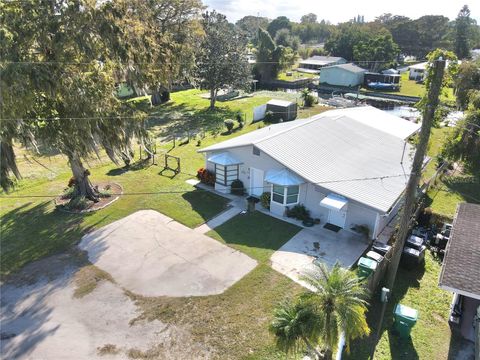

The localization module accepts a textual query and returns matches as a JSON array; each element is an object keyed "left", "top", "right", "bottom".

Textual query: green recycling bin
[
  {"left": 394, "top": 304, "right": 418, "bottom": 338},
  {"left": 357, "top": 257, "right": 377, "bottom": 279}
]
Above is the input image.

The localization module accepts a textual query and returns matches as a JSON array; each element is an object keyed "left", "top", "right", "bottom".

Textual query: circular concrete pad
[{"left": 78, "top": 210, "right": 257, "bottom": 297}]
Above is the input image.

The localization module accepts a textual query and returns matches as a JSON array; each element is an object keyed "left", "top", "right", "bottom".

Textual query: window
[
  {"left": 215, "top": 164, "right": 239, "bottom": 186},
  {"left": 271, "top": 185, "right": 300, "bottom": 205},
  {"left": 253, "top": 146, "right": 260, "bottom": 156}
]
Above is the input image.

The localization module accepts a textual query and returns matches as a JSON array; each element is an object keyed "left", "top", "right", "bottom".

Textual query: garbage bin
[
  {"left": 357, "top": 257, "right": 377, "bottom": 279},
  {"left": 394, "top": 304, "right": 418, "bottom": 338},
  {"left": 372, "top": 242, "right": 391, "bottom": 256},
  {"left": 366, "top": 250, "right": 384, "bottom": 263},
  {"left": 406, "top": 235, "right": 425, "bottom": 250},
  {"left": 246, "top": 196, "right": 258, "bottom": 213},
  {"left": 401, "top": 245, "right": 426, "bottom": 269}
]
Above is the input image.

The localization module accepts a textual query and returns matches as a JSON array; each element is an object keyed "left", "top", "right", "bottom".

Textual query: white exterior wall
[
  {"left": 320, "top": 68, "right": 364, "bottom": 87},
  {"left": 205, "top": 146, "right": 286, "bottom": 196},
  {"left": 204, "top": 146, "right": 391, "bottom": 240}
]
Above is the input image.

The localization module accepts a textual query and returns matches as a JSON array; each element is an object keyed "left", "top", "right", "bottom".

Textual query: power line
[{"left": 0, "top": 173, "right": 411, "bottom": 199}]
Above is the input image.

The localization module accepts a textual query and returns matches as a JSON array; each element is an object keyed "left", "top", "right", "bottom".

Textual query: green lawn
[
  {"left": 127, "top": 211, "right": 303, "bottom": 359},
  {"left": 364, "top": 72, "right": 455, "bottom": 101},
  {"left": 346, "top": 252, "right": 455, "bottom": 360},
  {"left": 276, "top": 70, "right": 318, "bottom": 82},
  {"left": 207, "top": 211, "right": 301, "bottom": 263}
]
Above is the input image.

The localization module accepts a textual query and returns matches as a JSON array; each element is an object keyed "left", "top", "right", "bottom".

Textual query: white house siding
[
  {"left": 205, "top": 146, "right": 286, "bottom": 196},
  {"left": 299, "top": 183, "right": 379, "bottom": 239},
  {"left": 375, "top": 194, "right": 405, "bottom": 237},
  {"left": 204, "top": 146, "right": 395, "bottom": 240},
  {"left": 319, "top": 68, "right": 364, "bottom": 87}
]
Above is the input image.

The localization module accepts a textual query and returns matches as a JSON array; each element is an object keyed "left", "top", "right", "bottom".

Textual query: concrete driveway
[
  {"left": 79, "top": 210, "right": 257, "bottom": 297},
  {"left": 270, "top": 225, "right": 369, "bottom": 286}
]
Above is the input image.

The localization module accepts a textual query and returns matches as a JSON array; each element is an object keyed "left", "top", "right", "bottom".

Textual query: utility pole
[{"left": 370, "top": 58, "right": 446, "bottom": 359}]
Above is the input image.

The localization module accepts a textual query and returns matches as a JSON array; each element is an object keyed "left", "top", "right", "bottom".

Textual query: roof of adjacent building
[
  {"left": 267, "top": 99, "right": 295, "bottom": 107},
  {"left": 299, "top": 56, "right": 346, "bottom": 66},
  {"left": 409, "top": 62, "right": 428, "bottom": 70},
  {"left": 199, "top": 106, "right": 419, "bottom": 213},
  {"left": 439, "top": 203, "right": 480, "bottom": 299},
  {"left": 322, "top": 63, "right": 366, "bottom": 74}
]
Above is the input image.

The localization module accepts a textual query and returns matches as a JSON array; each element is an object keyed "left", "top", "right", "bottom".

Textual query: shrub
[
  {"left": 61, "top": 187, "right": 75, "bottom": 200},
  {"left": 304, "top": 94, "right": 316, "bottom": 107},
  {"left": 65, "top": 196, "right": 89, "bottom": 211},
  {"left": 196, "top": 167, "right": 215, "bottom": 186},
  {"left": 286, "top": 204, "right": 310, "bottom": 221},
  {"left": 224, "top": 119, "right": 235, "bottom": 133},
  {"left": 231, "top": 179, "right": 245, "bottom": 195},
  {"left": 260, "top": 192, "right": 271, "bottom": 209},
  {"left": 67, "top": 177, "right": 76, "bottom": 188},
  {"left": 351, "top": 224, "right": 370, "bottom": 238},
  {"left": 264, "top": 111, "right": 274, "bottom": 123}
]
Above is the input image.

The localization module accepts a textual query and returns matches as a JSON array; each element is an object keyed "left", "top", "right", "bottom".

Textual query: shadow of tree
[
  {"left": 344, "top": 263, "right": 426, "bottom": 360},
  {"left": 0, "top": 201, "right": 104, "bottom": 277},
  {"left": 181, "top": 190, "right": 230, "bottom": 223},
  {"left": 106, "top": 159, "right": 153, "bottom": 177}
]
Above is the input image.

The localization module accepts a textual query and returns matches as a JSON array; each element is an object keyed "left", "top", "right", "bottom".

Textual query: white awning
[
  {"left": 320, "top": 194, "right": 348, "bottom": 211},
  {"left": 265, "top": 168, "right": 304, "bottom": 186},
  {"left": 207, "top": 152, "right": 242, "bottom": 166}
]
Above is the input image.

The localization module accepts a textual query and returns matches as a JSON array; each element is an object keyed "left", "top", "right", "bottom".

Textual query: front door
[
  {"left": 249, "top": 168, "right": 264, "bottom": 197},
  {"left": 328, "top": 209, "right": 346, "bottom": 228}
]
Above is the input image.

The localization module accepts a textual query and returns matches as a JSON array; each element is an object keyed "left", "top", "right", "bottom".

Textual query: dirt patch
[
  {"left": 1, "top": 252, "right": 211, "bottom": 360},
  {"left": 55, "top": 182, "right": 122, "bottom": 213},
  {"left": 74, "top": 265, "right": 115, "bottom": 298}
]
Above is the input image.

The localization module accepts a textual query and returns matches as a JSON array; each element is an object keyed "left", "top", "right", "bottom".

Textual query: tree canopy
[
  {"left": 195, "top": 11, "right": 250, "bottom": 110},
  {"left": 455, "top": 5, "right": 473, "bottom": 59},
  {"left": 0, "top": 0, "right": 202, "bottom": 197},
  {"left": 235, "top": 15, "right": 269, "bottom": 44},
  {"left": 267, "top": 16, "right": 291, "bottom": 38},
  {"left": 254, "top": 28, "right": 284, "bottom": 83}
]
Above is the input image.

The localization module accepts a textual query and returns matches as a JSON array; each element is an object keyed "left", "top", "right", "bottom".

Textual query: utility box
[{"left": 394, "top": 304, "right": 418, "bottom": 338}]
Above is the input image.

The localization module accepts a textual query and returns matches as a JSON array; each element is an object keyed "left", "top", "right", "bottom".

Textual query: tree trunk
[
  {"left": 68, "top": 152, "right": 99, "bottom": 202},
  {"left": 323, "top": 348, "right": 333, "bottom": 360},
  {"left": 209, "top": 88, "right": 217, "bottom": 110},
  {"left": 301, "top": 336, "right": 322, "bottom": 359}
]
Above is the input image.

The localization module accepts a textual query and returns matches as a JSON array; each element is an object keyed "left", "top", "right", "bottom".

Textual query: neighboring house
[
  {"left": 297, "top": 56, "right": 347, "bottom": 74},
  {"left": 246, "top": 52, "right": 256, "bottom": 64},
  {"left": 198, "top": 106, "right": 420, "bottom": 240},
  {"left": 408, "top": 62, "right": 428, "bottom": 81},
  {"left": 319, "top": 63, "right": 366, "bottom": 87},
  {"left": 439, "top": 203, "right": 480, "bottom": 343},
  {"left": 266, "top": 99, "right": 297, "bottom": 122}
]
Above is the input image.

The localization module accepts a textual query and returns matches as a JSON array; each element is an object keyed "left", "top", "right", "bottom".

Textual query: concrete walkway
[{"left": 194, "top": 206, "right": 243, "bottom": 234}]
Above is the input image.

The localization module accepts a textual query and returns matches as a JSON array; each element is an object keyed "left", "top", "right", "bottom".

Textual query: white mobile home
[{"left": 198, "top": 106, "right": 420, "bottom": 240}]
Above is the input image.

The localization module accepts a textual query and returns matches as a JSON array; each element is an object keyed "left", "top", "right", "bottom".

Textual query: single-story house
[
  {"left": 266, "top": 99, "right": 297, "bottom": 122},
  {"left": 198, "top": 106, "right": 421, "bottom": 240},
  {"left": 408, "top": 62, "right": 428, "bottom": 81},
  {"left": 319, "top": 63, "right": 366, "bottom": 87},
  {"left": 439, "top": 203, "right": 480, "bottom": 343},
  {"left": 297, "top": 56, "right": 347, "bottom": 74}
]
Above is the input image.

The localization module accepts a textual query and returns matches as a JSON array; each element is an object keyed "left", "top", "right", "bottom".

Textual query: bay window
[
  {"left": 215, "top": 164, "right": 239, "bottom": 186},
  {"left": 271, "top": 184, "right": 299, "bottom": 205}
]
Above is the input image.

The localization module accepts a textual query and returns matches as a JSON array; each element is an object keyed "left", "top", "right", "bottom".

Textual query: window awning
[
  {"left": 320, "top": 194, "right": 348, "bottom": 211},
  {"left": 265, "top": 168, "right": 304, "bottom": 186},
  {"left": 207, "top": 152, "right": 242, "bottom": 166}
]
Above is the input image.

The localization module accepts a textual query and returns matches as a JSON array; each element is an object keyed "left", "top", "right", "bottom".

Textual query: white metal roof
[
  {"left": 267, "top": 99, "right": 294, "bottom": 107},
  {"left": 320, "top": 194, "right": 348, "bottom": 211},
  {"left": 199, "top": 107, "right": 417, "bottom": 212},
  {"left": 207, "top": 152, "right": 242, "bottom": 166},
  {"left": 409, "top": 62, "right": 428, "bottom": 70},
  {"left": 322, "top": 63, "right": 366, "bottom": 74},
  {"left": 315, "top": 106, "right": 420, "bottom": 140},
  {"left": 265, "top": 168, "right": 305, "bottom": 186}
]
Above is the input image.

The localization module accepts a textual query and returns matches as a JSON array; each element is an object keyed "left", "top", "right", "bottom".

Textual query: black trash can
[
  {"left": 406, "top": 235, "right": 425, "bottom": 250},
  {"left": 401, "top": 245, "right": 426, "bottom": 269}
]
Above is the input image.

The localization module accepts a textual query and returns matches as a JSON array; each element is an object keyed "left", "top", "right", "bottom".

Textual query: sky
[{"left": 203, "top": 0, "right": 480, "bottom": 24}]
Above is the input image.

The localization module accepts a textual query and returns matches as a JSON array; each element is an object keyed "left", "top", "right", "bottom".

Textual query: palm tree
[
  {"left": 269, "top": 299, "right": 323, "bottom": 359},
  {"left": 301, "top": 262, "right": 370, "bottom": 360},
  {"left": 300, "top": 88, "right": 310, "bottom": 107}
]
